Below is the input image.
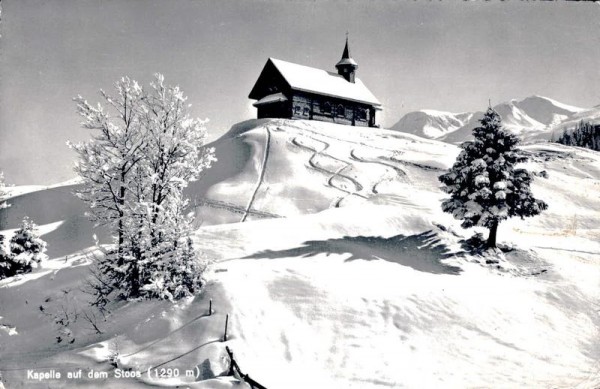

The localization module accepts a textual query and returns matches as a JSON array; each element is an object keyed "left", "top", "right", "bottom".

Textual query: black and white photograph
[{"left": 0, "top": 1, "right": 599, "bottom": 388}]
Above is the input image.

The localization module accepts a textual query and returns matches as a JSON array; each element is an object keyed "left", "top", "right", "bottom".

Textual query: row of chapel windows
[
  {"left": 294, "top": 106, "right": 311, "bottom": 116},
  {"left": 295, "top": 102, "right": 367, "bottom": 120}
]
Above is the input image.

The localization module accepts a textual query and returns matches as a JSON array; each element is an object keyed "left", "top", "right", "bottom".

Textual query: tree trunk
[
  {"left": 487, "top": 220, "right": 499, "bottom": 248},
  {"left": 130, "top": 260, "right": 140, "bottom": 298},
  {"left": 117, "top": 169, "right": 126, "bottom": 266},
  {"left": 130, "top": 228, "right": 143, "bottom": 298}
]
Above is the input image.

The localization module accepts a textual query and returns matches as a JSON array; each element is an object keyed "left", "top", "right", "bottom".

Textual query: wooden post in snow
[
  {"left": 226, "top": 346, "right": 235, "bottom": 375},
  {"left": 209, "top": 299, "right": 212, "bottom": 316},
  {"left": 223, "top": 314, "right": 229, "bottom": 342}
]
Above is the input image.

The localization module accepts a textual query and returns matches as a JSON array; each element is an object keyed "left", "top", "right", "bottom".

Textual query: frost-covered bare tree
[
  {"left": 70, "top": 77, "right": 145, "bottom": 268},
  {"left": 70, "top": 74, "right": 215, "bottom": 303},
  {"left": 69, "top": 77, "right": 146, "bottom": 301},
  {"left": 439, "top": 107, "right": 547, "bottom": 248},
  {"left": 0, "top": 171, "right": 9, "bottom": 209},
  {"left": 130, "top": 74, "right": 215, "bottom": 300}
]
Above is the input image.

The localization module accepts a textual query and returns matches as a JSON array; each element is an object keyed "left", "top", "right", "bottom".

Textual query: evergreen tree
[
  {"left": 8, "top": 217, "right": 48, "bottom": 274},
  {"left": 0, "top": 234, "right": 15, "bottom": 279},
  {"left": 439, "top": 107, "right": 547, "bottom": 248},
  {"left": 556, "top": 120, "right": 600, "bottom": 151}
]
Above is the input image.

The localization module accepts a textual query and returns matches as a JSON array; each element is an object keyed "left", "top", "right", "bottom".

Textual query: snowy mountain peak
[
  {"left": 392, "top": 96, "right": 590, "bottom": 144},
  {"left": 391, "top": 110, "right": 473, "bottom": 139}
]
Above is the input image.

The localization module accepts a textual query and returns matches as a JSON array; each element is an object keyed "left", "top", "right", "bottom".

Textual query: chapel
[{"left": 248, "top": 38, "right": 381, "bottom": 127}]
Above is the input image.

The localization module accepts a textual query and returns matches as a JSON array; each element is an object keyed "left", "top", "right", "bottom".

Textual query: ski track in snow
[
  {"left": 195, "top": 198, "right": 281, "bottom": 219},
  {"left": 387, "top": 155, "right": 444, "bottom": 171},
  {"left": 348, "top": 149, "right": 411, "bottom": 194},
  {"left": 290, "top": 134, "right": 367, "bottom": 208},
  {"left": 283, "top": 121, "right": 399, "bottom": 153},
  {"left": 242, "top": 125, "right": 273, "bottom": 222},
  {"left": 286, "top": 122, "right": 442, "bottom": 209},
  {"left": 2, "top": 119, "right": 600, "bottom": 388}
]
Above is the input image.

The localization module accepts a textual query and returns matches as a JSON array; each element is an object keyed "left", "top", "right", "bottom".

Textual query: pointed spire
[
  {"left": 342, "top": 33, "right": 351, "bottom": 59},
  {"left": 336, "top": 33, "right": 358, "bottom": 83}
]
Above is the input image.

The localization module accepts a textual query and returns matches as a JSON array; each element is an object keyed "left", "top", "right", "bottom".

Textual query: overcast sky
[{"left": 1, "top": 0, "right": 599, "bottom": 185}]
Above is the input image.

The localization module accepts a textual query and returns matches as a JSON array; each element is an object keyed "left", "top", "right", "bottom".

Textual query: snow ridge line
[{"left": 241, "top": 126, "right": 272, "bottom": 222}]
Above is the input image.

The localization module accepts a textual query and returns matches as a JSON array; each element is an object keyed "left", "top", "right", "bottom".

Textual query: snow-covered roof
[
  {"left": 253, "top": 92, "right": 288, "bottom": 107},
  {"left": 336, "top": 57, "right": 358, "bottom": 67},
  {"left": 269, "top": 58, "right": 381, "bottom": 106}
]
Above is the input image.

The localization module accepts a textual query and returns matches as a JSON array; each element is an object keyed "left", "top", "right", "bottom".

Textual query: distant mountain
[
  {"left": 392, "top": 96, "right": 591, "bottom": 144},
  {"left": 390, "top": 110, "right": 475, "bottom": 139}
]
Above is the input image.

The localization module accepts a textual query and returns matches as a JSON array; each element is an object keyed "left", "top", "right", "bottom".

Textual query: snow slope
[
  {"left": 392, "top": 96, "right": 590, "bottom": 144},
  {"left": 1, "top": 119, "right": 599, "bottom": 388}
]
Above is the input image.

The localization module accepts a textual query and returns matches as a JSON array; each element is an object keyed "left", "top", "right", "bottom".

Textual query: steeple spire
[
  {"left": 336, "top": 34, "right": 358, "bottom": 83},
  {"left": 342, "top": 32, "right": 351, "bottom": 59}
]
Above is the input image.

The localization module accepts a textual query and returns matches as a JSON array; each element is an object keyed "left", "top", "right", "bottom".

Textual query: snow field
[{"left": 1, "top": 118, "right": 599, "bottom": 387}]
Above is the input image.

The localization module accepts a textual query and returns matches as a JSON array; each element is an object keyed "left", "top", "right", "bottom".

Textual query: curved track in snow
[
  {"left": 290, "top": 135, "right": 367, "bottom": 208},
  {"left": 349, "top": 149, "right": 411, "bottom": 194},
  {"left": 241, "top": 126, "right": 272, "bottom": 222},
  {"left": 281, "top": 122, "right": 398, "bottom": 153}
]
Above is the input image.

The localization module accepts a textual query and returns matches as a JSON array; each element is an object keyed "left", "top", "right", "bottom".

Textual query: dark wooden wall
[
  {"left": 290, "top": 92, "right": 374, "bottom": 127},
  {"left": 256, "top": 91, "right": 377, "bottom": 127}
]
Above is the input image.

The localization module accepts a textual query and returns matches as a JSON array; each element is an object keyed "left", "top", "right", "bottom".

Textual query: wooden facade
[
  {"left": 256, "top": 91, "right": 375, "bottom": 127},
  {"left": 289, "top": 93, "right": 375, "bottom": 127},
  {"left": 249, "top": 39, "right": 381, "bottom": 127}
]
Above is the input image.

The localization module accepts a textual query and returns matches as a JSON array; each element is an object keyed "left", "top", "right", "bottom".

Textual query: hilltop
[{"left": 1, "top": 119, "right": 599, "bottom": 388}]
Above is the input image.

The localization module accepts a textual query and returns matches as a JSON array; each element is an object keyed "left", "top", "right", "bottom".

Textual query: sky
[{"left": 1, "top": 0, "right": 599, "bottom": 185}]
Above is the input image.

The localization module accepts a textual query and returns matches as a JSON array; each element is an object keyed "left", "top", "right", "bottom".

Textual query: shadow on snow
[{"left": 244, "top": 230, "right": 461, "bottom": 275}]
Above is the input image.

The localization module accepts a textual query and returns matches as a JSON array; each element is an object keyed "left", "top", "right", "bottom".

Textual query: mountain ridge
[{"left": 392, "top": 95, "right": 596, "bottom": 144}]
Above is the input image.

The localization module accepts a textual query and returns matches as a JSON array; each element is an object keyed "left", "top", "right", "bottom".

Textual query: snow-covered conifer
[
  {"left": 439, "top": 107, "right": 547, "bottom": 248},
  {"left": 0, "top": 234, "right": 14, "bottom": 279},
  {"left": 9, "top": 217, "right": 48, "bottom": 273}
]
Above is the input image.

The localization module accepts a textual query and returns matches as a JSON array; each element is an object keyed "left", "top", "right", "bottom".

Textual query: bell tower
[{"left": 335, "top": 35, "right": 358, "bottom": 83}]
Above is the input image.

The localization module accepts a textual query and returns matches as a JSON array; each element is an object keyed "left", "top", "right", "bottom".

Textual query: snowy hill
[
  {"left": 1, "top": 119, "right": 600, "bottom": 388},
  {"left": 188, "top": 119, "right": 456, "bottom": 226},
  {"left": 392, "top": 96, "right": 590, "bottom": 144}
]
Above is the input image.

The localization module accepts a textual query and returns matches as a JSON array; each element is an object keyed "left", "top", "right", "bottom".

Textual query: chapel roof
[{"left": 267, "top": 58, "right": 381, "bottom": 106}]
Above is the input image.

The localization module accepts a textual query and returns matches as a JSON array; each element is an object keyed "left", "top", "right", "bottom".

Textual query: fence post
[
  {"left": 223, "top": 314, "right": 229, "bottom": 342},
  {"left": 227, "top": 346, "right": 235, "bottom": 375},
  {"left": 209, "top": 299, "right": 212, "bottom": 316}
]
